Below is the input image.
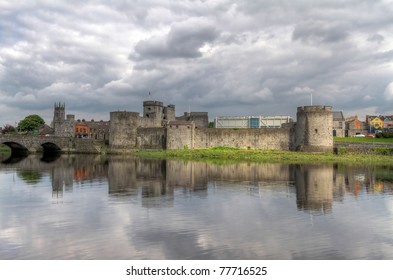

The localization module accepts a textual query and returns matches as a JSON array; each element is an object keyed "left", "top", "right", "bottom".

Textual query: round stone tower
[
  {"left": 109, "top": 111, "right": 139, "bottom": 151},
  {"left": 143, "top": 101, "right": 163, "bottom": 127},
  {"left": 295, "top": 106, "right": 333, "bottom": 152}
]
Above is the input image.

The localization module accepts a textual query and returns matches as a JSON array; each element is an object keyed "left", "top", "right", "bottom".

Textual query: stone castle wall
[
  {"left": 190, "top": 127, "right": 293, "bottom": 150},
  {"left": 166, "top": 122, "right": 195, "bottom": 149},
  {"left": 108, "top": 103, "right": 333, "bottom": 153},
  {"left": 136, "top": 127, "right": 166, "bottom": 149},
  {"left": 109, "top": 111, "right": 139, "bottom": 151}
]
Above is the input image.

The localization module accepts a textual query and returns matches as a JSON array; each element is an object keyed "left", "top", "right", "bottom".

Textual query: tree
[
  {"left": 17, "top": 114, "right": 45, "bottom": 132},
  {"left": 2, "top": 124, "right": 16, "bottom": 134}
]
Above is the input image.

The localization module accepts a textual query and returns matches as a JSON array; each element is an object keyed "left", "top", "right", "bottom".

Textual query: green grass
[
  {"left": 136, "top": 147, "right": 393, "bottom": 166},
  {"left": 334, "top": 137, "right": 393, "bottom": 144},
  {"left": 0, "top": 144, "right": 11, "bottom": 154}
]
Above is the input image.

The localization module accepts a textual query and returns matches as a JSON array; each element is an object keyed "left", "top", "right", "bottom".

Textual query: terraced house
[
  {"left": 382, "top": 116, "right": 393, "bottom": 130},
  {"left": 345, "top": 116, "right": 367, "bottom": 137},
  {"left": 366, "top": 115, "right": 384, "bottom": 131},
  {"left": 333, "top": 111, "right": 345, "bottom": 137}
]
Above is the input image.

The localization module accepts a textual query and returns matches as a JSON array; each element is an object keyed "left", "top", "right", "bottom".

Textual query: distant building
[
  {"left": 37, "top": 124, "right": 54, "bottom": 136},
  {"left": 345, "top": 116, "right": 367, "bottom": 137},
  {"left": 87, "top": 120, "right": 110, "bottom": 140},
  {"left": 366, "top": 115, "right": 384, "bottom": 132},
  {"left": 214, "top": 115, "right": 293, "bottom": 129},
  {"left": 333, "top": 111, "right": 345, "bottom": 137},
  {"left": 53, "top": 103, "right": 109, "bottom": 140},
  {"left": 214, "top": 116, "right": 248, "bottom": 128},
  {"left": 364, "top": 115, "right": 393, "bottom": 133},
  {"left": 74, "top": 121, "right": 89, "bottom": 138},
  {"left": 383, "top": 116, "right": 393, "bottom": 130}
]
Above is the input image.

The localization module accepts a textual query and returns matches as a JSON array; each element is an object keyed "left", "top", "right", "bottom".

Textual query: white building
[{"left": 214, "top": 115, "right": 294, "bottom": 128}]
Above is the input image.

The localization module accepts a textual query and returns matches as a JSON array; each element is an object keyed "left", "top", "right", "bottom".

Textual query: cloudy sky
[{"left": 1, "top": 0, "right": 393, "bottom": 125}]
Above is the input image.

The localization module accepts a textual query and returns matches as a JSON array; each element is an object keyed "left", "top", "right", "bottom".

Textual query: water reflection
[
  {"left": 2, "top": 154, "right": 393, "bottom": 259},
  {"left": 294, "top": 164, "right": 334, "bottom": 214},
  {"left": 1, "top": 154, "right": 392, "bottom": 213}
]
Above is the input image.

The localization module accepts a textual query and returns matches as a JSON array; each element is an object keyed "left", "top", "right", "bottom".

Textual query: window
[{"left": 249, "top": 118, "right": 259, "bottom": 128}]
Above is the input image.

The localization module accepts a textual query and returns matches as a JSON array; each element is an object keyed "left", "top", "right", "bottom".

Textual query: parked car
[
  {"left": 354, "top": 134, "right": 365, "bottom": 137},
  {"left": 366, "top": 134, "right": 375, "bottom": 138}
]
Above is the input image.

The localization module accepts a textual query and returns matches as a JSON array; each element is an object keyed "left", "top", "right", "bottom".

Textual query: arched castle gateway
[{"left": 108, "top": 102, "right": 333, "bottom": 153}]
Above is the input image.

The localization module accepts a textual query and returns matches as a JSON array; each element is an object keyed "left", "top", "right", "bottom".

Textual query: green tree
[
  {"left": 17, "top": 114, "right": 45, "bottom": 132},
  {"left": 17, "top": 170, "right": 43, "bottom": 185}
]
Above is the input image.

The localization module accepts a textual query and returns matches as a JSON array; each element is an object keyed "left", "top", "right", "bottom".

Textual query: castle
[{"left": 53, "top": 101, "right": 333, "bottom": 153}]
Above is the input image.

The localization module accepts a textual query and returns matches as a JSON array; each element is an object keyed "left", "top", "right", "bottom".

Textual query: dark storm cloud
[
  {"left": 0, "top": 0, "right": 393, "bottom": 125},
  {"left": 133, "top": 18, "right": 220, "bottom": 60},
  {"left": 292, "top": 21, "right": 350, "bottom": 44}
]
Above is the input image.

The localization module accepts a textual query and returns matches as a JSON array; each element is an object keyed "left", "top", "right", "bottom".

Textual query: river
[{"left": 1, "top": 153, "right": 393, "bottom": 259}]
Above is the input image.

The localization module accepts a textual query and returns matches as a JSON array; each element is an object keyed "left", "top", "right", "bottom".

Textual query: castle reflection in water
[{"left": 3, "top": 154, "right": 393, "bottom": 215}]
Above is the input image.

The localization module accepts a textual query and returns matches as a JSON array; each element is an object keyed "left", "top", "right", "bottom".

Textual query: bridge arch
[
  {"left": 41, "top": 142, "right": 62, "bottom": 154},
  {"left": 2, "top": 141, "right": 29, "bottom": 155},
  {"left": 1, "top": 140, "right": 63, "bottom": 155}
]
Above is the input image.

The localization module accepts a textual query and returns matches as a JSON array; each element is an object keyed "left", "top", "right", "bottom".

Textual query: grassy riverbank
[
  {"left": 136, "top": 146, "right": 393, "bottom": 165},
  {"left": 0, "top": 144, "right": 11, "bottom": 154},
  {"left": 334, "top": 137, "right": 393, "bottom": 144},
  {"left": 1, "top": 139, "right": 392, "bottom": 165}
]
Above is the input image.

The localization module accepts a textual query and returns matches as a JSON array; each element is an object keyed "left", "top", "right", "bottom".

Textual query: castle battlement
[
  {"left": 143, "top": 100, "right": 164, "bottom": 107},
  {"left": 297, "top": 105, "right": 333, "bottom": 113}
]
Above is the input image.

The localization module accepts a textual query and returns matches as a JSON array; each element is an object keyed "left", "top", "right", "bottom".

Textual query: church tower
[{"left": 53, "top": 102, "right": 65, "bottom": 135}]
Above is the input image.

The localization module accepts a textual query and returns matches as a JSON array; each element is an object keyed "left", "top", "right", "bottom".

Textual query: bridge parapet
[{"left": 0, "top": 135, "right": 106, "bottom": 154}]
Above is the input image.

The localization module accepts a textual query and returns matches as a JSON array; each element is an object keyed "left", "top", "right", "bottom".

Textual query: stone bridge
[{"left": 0, "top": 135, "right": 107, "bottom": 154}]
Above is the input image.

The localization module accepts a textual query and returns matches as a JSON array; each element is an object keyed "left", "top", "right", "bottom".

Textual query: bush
[
  {"left": 376, "top": 132, "right": 393, "bottom": 138},
  {"left": 372, "top": 148, "right": 393, "bottom": 155},
  {"left": 337, "top": 147, "right": 348, "bottom": 155}
]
